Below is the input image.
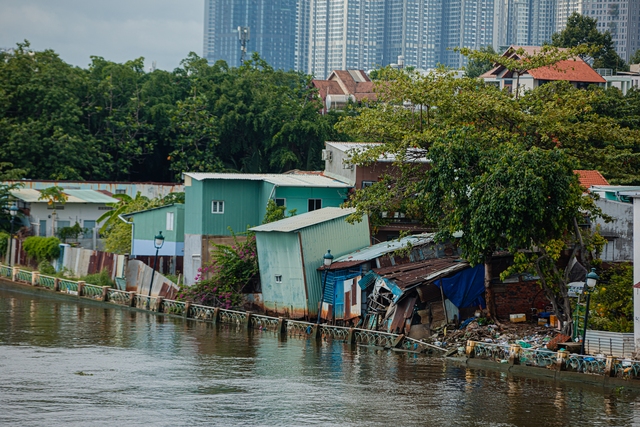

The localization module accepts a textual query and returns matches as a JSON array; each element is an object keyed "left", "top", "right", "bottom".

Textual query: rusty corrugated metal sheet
[{"left": 373, "top": 257, "right": 468, "bottom": 290}]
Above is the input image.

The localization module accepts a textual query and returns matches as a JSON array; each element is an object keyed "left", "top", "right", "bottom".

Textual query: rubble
[{"left": 417, "top": 317, "right": 571, "bottom": 356}]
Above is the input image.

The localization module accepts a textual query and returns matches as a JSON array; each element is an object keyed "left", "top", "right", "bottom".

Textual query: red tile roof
[
  {"left": 574, "top": 170, "right": 609, "bottom": 190},
  {"left": 481, "top": 45, "right": 605, "bottom": 84}
]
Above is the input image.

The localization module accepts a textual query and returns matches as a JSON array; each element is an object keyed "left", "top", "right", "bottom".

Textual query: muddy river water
[{"left": 1, "top": 284, "right": 639, "bottom": 426}]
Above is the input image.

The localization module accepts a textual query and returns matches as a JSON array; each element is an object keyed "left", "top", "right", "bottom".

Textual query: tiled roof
[
  {"left": 574, "top": 170, "right": 609, "bottom": 190},
  {"left": 481, "top": 45, "right": 605, "bottom": 84}
]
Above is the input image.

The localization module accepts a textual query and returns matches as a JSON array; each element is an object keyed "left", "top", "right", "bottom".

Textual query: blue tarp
[{"left": 435, "top": 264, "right": 486, "bottom": 309}]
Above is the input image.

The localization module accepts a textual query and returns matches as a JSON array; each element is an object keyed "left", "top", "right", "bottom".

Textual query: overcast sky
[{"left": 0, "top": 0, "right": 203, "bottom": 71}]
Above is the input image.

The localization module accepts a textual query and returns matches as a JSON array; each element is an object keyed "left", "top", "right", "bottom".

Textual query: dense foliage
[
  {"left": 177, "top": 233, "right": 258, "bottom": 309},
  {"left": 590, "top": 263, "right": 634, "bottom": 333},
  {"left": 337, "top": 63, "right": 631, "bottom": 331},
  {"left": 0, "top": 42, "right": 345, "bottom": 182},
  {"left": 23, "top": 236, "right": 61, "bottom": 262}
]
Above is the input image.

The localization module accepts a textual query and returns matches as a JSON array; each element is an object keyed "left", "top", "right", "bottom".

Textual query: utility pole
[{"left": 238, "top": 26, "right": 250, "bottom": 65}]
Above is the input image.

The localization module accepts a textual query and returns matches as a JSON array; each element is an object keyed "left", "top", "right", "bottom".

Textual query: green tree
[
  {"left": 551, "top": 13, "right": 627, "bottom": 70},
  {"left": 0, "top": 41, "right": 104, "bottom": 179},
  {"left": 630, "top": 49, "right": 640, "bottom": 65},
  {"left": 464, "top": 45, "right": 497, "bottom": 78},
  {"left": 337, "top": 67, "right": 615, "bottom": 330}
]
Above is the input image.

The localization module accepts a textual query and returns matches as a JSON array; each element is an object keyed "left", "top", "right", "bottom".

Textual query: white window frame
[
  {"left": 211, "top": 200, "right": 225, "bottom": 214},
  {"left": 166, "top": 212, "right": 175, "bottom": 231}
]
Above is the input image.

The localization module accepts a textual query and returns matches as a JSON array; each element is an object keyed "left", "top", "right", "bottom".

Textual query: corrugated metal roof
[
  {"left": 372, "top": 257, "right": 468, "bottom": 290},
  {"left": 63, "top": 190, "right": 118, "bottom": 203},
  {"left": 122, "top": 203, "right": 184, "bottom": 218},
  {"left": 10, "top": 189, "right": 43, "bottom": 202},
  {"left": 331, "top": 233, "right": 435, "bottom": 267},
  {"left": 250, "top": 207, "right": 356, "bottom": 233},
  {"left": 184, "top": 172, "right": 351, "bottom": 188},
  {"left": 325, "top": 142, "right": 429, "bottom": 163},
  {"left": 10, "top": 188, "right": 117, "bottom": 204}
]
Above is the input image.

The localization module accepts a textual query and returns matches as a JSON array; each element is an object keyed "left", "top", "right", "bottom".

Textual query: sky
[{"left": 0, "top": 0, "right": 203, "bottom": 71}]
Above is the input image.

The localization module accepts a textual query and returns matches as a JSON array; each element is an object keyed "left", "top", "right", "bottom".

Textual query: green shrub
[
  {"left": 23, "top": 236, "right": 61, "bottom": 262},
  {"left": 80, "top": 270, "right": 114, "bottom": 288},
  {"left": 56, "top": 222, "right": 85, "bottom": 243},
  {"left": 0, "top": 231, "right": 9, "bottom": 257},
  {"left": 37, "top": 260, "right": 56, "bottom": 275}
]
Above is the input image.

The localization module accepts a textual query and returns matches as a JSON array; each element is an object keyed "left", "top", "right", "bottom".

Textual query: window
[
  {"left": 275, "top": 275, "right": 283, "bottom": 283},
  {"left": 115, "top": 189, "right": 127, "bottom": 195},
  {"left": 211, "top": 200, "right": 224, "bottom": 214},
  {"left": 362, "top": 181, "right": 375, "bottom": 189},
  {"left": 83, "top": 220, "right": 96, "bottom": 238},
  {"left": 275, "top": 198, "right": 286, "bottom": 207},
  {"left": 308, "top": 199, "right": 322, "bottom": 212},
  {"left": 166, "top": 212, "right": 175, "bottom": 231}
]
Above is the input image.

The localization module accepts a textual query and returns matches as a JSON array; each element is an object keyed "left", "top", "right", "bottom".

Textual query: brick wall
[{"left": 493, "top": 280, "right": 550, "bottom": 320}]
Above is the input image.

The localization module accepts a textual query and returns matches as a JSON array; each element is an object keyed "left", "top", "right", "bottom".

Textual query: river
[{"left": 1, "top": 284, "right": 639, "bottom": 426}]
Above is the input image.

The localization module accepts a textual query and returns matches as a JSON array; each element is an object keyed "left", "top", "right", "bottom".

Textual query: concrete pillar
[
  {"left": 508, "top": 344, "right": 522, "bottom": 365},
  {"left": 128, "top": 292, "right": 136, "bottom": 307},
  {"left": 245, "top": 312, "right": 252, "bottom": 330},
  {"left": 11, "top": 266, "right": 18, "bottom": 282},
  {"left": 605, "top": 355, "right": 617, "bottom": 377},
  {"left": 277, "top": 317, "right": 287, "bottom": 337},
  {"left": 54, "top": 278, "right": 60, "bottom": 292},
  {"left": 347, "top": 328, "right": 356, "bottom": 345},
  {"left": 101, "top": 286, "right": 110, "bottom": 302},
  {"left": 466, "top": 340, "right": 477, "bottom": 358},
  {"left": 77, "top": 281, "right": 85, "bottom": 297},
  {"left": 556, "top": 349, "right": 569, "bottom": 371},
  {"left": 154, "top": 296, "right": 164, "bottom": 312},
  {"left": 31, "top": 271, "right": 39, "bottom": 286},
  {"left": 212, "top": 307, "right": 220, "bottom": 325},
  {"left": 311, "top": 324, "right": 320, "bottom": 340},
  {"left": 183, "top": 302, "right": 191, "bottom": 318}
]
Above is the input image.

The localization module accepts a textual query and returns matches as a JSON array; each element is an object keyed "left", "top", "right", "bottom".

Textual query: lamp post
[
  {"left": 316, "top": 249, "right": 334, "bottom": 324},
  {"left": 580, "top": 268, "right": 599, "bottom": 355},
  {"left": 147, "top": 231, "right": 165, "bottom": 306},
  {"left": 8, "top": 205, "right": 18, "bottom": 266}
]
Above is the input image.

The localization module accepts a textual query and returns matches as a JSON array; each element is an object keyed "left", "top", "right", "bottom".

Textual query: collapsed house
[{"left": 319, "top": 233, "right": 486, "bottom": 337}]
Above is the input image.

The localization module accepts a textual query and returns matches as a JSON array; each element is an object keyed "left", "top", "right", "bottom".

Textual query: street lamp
[
  {"left": 8, "top": 205, "right": 18, "bottom": 266},
  {"left": 147, "top": 231, "right": 165, "bottom": 306},
  {"left": 580, "top": 268, "right": 599, "bottom": 355},
  {"left": 316, "top": 249, "right": 334, "bottom": 324}
]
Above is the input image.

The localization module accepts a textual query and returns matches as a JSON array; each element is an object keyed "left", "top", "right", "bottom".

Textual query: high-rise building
[
  {"left": 203, "top": 0, "right": 297, "bottom": 70},
  {"left": 580, "top": 0, "right": 640, "bottom": 63}
]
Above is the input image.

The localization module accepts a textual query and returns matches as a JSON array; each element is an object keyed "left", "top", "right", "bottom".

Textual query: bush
[
  {"left": 37, "top": 260, "right": 56, "bottom": 275},
  {"left": 23, "top": 236, "right": 61, "bottom": 262},
  {"left": 80, "top": 270, "right": 114, "bottom": 288},
  {"left": 0, "top": 231, "right": 9, "bottom": 257},
  {"left": 56, "top": 222, "right": 86, "bottom": 243}
]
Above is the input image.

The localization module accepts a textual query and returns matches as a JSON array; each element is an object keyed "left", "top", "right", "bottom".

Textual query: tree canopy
[
  {"left": 337, "top": 64, "right": 632, "bottom": 328},
  {"left": 0, "top": 42, "right": 346, "bottom": 182},
  {"left": 551, "top": 13, "right": 627, "bottom": 71}
]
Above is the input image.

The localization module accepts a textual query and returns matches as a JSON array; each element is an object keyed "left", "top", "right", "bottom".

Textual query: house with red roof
[
  {"left": 312, "top": 70, "right": 377, "bottom": 114},
  {"left": 574, "top": 170, "right": 609, "bottom": 192},
  {"left": 480, "top": 46, "right": 606, "bottom": 94}
]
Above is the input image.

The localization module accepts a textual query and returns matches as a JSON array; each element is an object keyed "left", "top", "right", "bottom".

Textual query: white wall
[
  {"left": 594, "top": 199, "right": 634, "bottom": 262},
  {"left": 632, "top": 197, "right": 640, "bottom": 353},
  {"left": 26, "top": 202, "right": 109, "bottom": 237}
]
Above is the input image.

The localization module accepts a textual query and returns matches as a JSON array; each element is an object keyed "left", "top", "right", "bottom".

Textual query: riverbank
[{"left": 2, "top": 264, "right": 640, "bottom": 391}]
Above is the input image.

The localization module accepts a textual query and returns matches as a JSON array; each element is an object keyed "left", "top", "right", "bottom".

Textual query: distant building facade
[{"left": 203, "top": 0, "right": 297, "bottom": 70}]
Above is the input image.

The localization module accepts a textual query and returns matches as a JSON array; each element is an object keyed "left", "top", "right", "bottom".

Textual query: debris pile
[{"left": 422, "top": 318, "right": 571, "bottom": 356}]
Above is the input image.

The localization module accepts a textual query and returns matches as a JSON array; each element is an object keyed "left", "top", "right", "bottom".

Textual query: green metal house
[
  {"left": 122, "top": 204, "right": 185, "bottom": 257},
  {"left": 182, "top": 173, "right": 352, "bottom": 285},
  {"left": 249, "top": 207, "right": 370, "bottom": 320}
]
